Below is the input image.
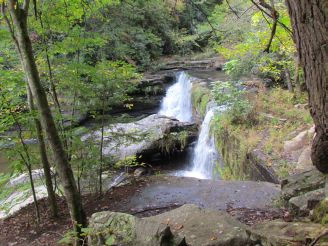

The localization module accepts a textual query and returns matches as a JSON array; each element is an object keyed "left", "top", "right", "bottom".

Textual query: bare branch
[
  {"left": 250, "top": 0, "right": 292, "bottom": 35},
  {"left": 225, "top": 0, "right": 240, "bottom": 19},
  {"left": 1, "top": 2, "right": 20, "bottom": 52},
  {"left": 188, "top": 0, "right": 220, "bottom": 39}
]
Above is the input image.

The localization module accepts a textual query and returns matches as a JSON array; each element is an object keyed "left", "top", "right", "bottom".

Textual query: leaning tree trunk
[
  {"left": 5, "top": 0, "right": 87, "bottom": 239},
  {"left": 285, "top": 0, "right": 328, "bottom": 173},
  {"left": 27, "top": 86, "right": 58, "bottom": 218}
]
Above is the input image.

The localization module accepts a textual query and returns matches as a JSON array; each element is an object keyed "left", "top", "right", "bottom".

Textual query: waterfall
[
  {"left": 190, "top": 107, "right": 220, "bottom": 179},
  {"left": 175, "top": 106, "right": 225, "bottom": 179},
  {"left": 159, "top": 71, "right": 193, "bottom": 122}
]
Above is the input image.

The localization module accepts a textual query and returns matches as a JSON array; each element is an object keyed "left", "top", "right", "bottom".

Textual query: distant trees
[{"left": 286, "top": 0, "right": 328, "bottom": 173}]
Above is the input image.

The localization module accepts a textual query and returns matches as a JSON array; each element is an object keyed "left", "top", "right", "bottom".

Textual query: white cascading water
[
  {"left": 159, "top": 71, "right": 193, "bottom": 122},
  {"left": 190, "top": 107, "right": 220, "bottom": 179},
  {"left": 178, "top": 107, "right": 221, "bottom": 179}
]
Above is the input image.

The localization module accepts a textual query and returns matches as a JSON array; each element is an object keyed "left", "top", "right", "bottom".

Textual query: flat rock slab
[
  {"left": 251, "top": 220, "right": 328, "bottom": 246},
  {"left": 128, "top": 176, "right": 280, "bottom": 211},
  {"left": 89, "top": 204, "right": 255, "bottom": 246},
  {"left": 82, "top": 114, "right": 196, "bottom": 160}
]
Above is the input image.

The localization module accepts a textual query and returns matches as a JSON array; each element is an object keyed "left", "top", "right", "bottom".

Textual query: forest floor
[{"left": 0, "top": 176, "right": 287, "bottom": 246}]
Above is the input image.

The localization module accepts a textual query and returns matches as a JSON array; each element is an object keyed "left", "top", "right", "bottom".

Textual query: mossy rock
[
  {"left": 311, "top": 199, "right": 328, "bottom": 224},
  {"left": 191, "top": 84, "right": 211, "bottom": 117}
]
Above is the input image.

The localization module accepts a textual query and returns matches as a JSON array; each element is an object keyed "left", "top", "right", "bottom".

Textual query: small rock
[
  {"left": 284, "top": 130, "right": 309, "bottom": 153},
  {"left": 294, "top": 103, "right": 309, "bottom": 109},
  {"left": 134, "top": 167, "right": 147, "bottom": 177},
  {"left": 288, "top": 188, "right": 325, "bottom": 215},
  {"left": 296, "top": 146, "right": 313, "bottom": 171}
]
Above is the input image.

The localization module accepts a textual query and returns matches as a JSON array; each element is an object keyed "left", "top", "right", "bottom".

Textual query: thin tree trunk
[
  {"left": 9, "top": 109, "right": 41, "bottom": 223},
  {"left": 27, "top": 86, "right": 58, "bottom": 218},
  {"left": 99, "top": 100, "right": 105, "bottom": 195},
  {"left": 4, "top": 1, "right": 86, "bottom": 240},
  {"left": 294, "top": 56, "right": 301, "bottom": 97},
  {"left": 286, "top": 0, "right": 328, "bottom": 173},
  {"left": 285, "top": 68, "right": 293, "bottom": 93}
]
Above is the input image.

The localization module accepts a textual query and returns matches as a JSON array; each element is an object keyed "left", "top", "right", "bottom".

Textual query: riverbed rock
[
  {"left": 82, "top": 114, "right": 197, "bottom": 161},
  {"left": 283, "top": 129, "right": 310, "bottom": 153},
  {"left": 0, "top": 185, "right": 49, "bottom": 219},
  {"left": 251, "top": 220, "right": 328, "bottom": 246},
  {"left": 8, "top": 168, "right": 55, "bottom": 187},
  {"left": 89, "top": 204, "right": 255, "bottom": 246},
  {"left": 160, "top": 57, "right": 225, "bottom": 71},
  {"left": 134, "top": 167, "right": 147, "bottom": 177},
  {"left": 281, "top": 169, "right": 327, "bottom": 201},
  {"left": 127, "top": 176, "right": 280, "bottom": 211},
  {"left": 146, "top": 204, "right": 254, "bottom": 246},
  {"left": 296, "top": 146, "right": 313, "bottom": 171},
  {"left": 288, "top": 188, "right": 326, "bottom": 215}
]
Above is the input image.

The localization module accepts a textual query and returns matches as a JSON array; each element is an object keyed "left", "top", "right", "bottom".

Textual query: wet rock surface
[{"left": 127, "top": 176, "right": 280, "bottom": 211}]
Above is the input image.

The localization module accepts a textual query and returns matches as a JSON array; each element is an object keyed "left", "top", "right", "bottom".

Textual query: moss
[
  {"left": 159, "top": 131, "right": 189, "bottom": 154},
  {"left": 191, "top": 84, "right": 211, "bottom": 117},
  {"left": 311, "top": 200, "right": 328, "bottom": 224}
]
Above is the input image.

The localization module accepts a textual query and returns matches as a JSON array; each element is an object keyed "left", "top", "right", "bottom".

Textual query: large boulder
[
  {"left": 146, "top": 204, "right": 254, "bottom": 246},
  {"left": 251, "top": 220, "right": 328, "bottom": 246},
  {"left": 88, "top": 204, "right": 255, "bottom": 246},
  {"left": 281, "top": 168, "right": 328, "bottom": 218},
  {"left": 281, "top": 169, "right": 327, "bottom": 201},
  {"left": 82, "top": 114, "right": 197, "bottom": 161}
]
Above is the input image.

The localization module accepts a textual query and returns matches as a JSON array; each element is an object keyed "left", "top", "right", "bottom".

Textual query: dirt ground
[{"left": 0, "top": 177, "right": 285, "bottom": 246}]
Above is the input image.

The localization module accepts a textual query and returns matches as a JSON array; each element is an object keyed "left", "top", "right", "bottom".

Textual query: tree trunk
[
  {"left": 13, "top": 113, "right": 40, "bottom": 223},
  {"left": 6, "top": 0, "right": 86, "bottom": 238},
  {"left": 27, "top": 86, "right": 58, "bottom": 218},
  {"left": 285, "top": 68, "right": 293, "bottom": 93},
  {"left": 294, "top": 56, "right": 301, "bottom": 97},
  {"left": 286, "top": 0, "right": 328, "bottom": 173},
  {"left": 99, "top": 100, "right": 106, "bottom": 196}
]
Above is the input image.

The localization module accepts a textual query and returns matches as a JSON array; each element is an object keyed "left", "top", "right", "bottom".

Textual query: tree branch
[
  {"left": 250, "top": 0, "right": 292, "bottom": 35},
  {"left": 1, "top": 2, "right": 20, "bottom": 53},
  {"left": 188, "top": 0, "right": 219, "bottom": 39},
  {"left": 225, "top": 0, "right": 240, "bottom": 19}
]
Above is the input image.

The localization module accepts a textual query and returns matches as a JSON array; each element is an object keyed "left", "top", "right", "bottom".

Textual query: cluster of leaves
[
  {"left": 209, "top": 0, "right": 296, "bottom": 85},
  {"left": 212, "top": 81, "right": 257, "bottom": 126}
]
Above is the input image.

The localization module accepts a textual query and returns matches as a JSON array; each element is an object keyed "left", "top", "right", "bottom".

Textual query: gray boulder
[
  {"left": 288, "top": 188, "right": 326, "bottom": 215},
  {"left": 251, "top": 220, "right": 328, "bottom": 246},
  {"left": 82, "top": 114, "right": 197, "bottom": 161},
  {"left": 88, "top": 204, "right": 256, "bottom": 246},
  {"left": 281, "top": 169, "right": 327, "bottom": 201}
]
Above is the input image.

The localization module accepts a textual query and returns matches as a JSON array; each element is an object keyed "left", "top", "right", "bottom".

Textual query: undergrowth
[{"left": 212, "top": 82, "right": 312, "bottom": 180}]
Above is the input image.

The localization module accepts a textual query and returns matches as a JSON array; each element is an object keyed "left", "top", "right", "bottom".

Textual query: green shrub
[{"left": 212, "top": 81, "right": 258, "bottom": 126}]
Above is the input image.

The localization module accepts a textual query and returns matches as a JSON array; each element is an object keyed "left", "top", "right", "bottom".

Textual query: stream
[{"left": 0, "top": 69, "right": 229, "bottom": 180}]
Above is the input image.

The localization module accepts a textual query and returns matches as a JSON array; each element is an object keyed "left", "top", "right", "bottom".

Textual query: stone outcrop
[
  {"left": 283, "top": 125, "right": 316, "bottom": 172},
  {"left": 88, "top": 204, "right": 254, "bottom": 246},
  {"left": 0, "top": 185, "right": 49, "bottom": 219},
  {"left": 251, "top": 220, "right": 328, "bottom": 246},
  {"left": 89, "top": 204, "right": 328, "bottom": 246},
  {"left": 281, "top": 168, "right": 327, "bottom": 216},
  {"left": 215, "top": 129, "right": 279, "bottom": 183},
  {"left": 160, "top": 57, "right": 225, "bottom": 71},
  {"left": 82, "top": 114, "right": 197, "bottom": 161}
]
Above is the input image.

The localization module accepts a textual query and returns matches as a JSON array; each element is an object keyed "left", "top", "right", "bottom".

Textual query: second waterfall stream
[{"left": 159, "top": 71, "right": 221, "bottom": 179}]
